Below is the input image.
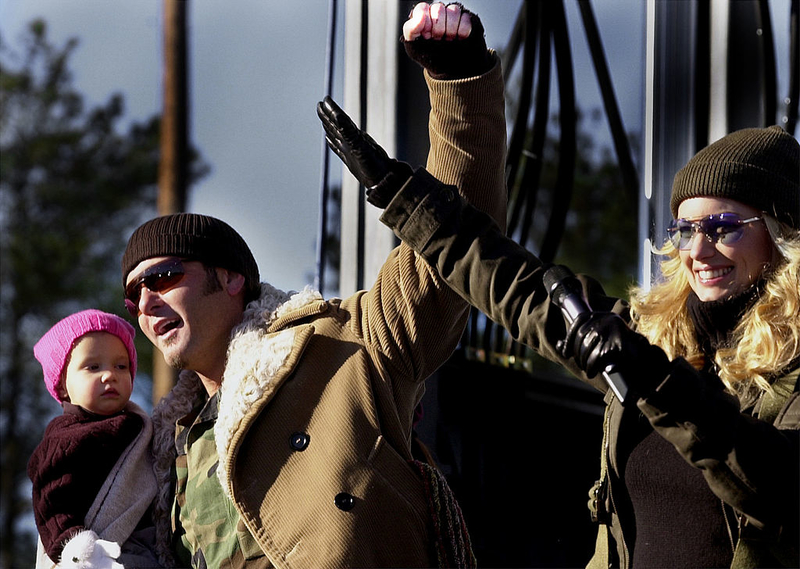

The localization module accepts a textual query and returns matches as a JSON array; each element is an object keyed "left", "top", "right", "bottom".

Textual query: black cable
[
  {"left": 501, "top": 3, "right": 527, "bottom": 80},
  {"left": 518, "top": 3, "right": 551, "bottom": 248},
  {"left": 315, "top": 0, "right": 338, "bottom": 295},
  {"left": 356, "top": 0, "right": 368, "bottom": 291},
  {"left": 786, "top": 0, "right": 799, "bottom": 133},
  {"left": 577, "top": 0, "right": 639, "bottom": 200},
  {"left": 694, "top": 0, "right": 710, "bottom": 151},
  {"left": 506, "top": 0, "right": 540, "bottom": 237},
  {"left": 539, "top": 0, "right": 576, "bottom": 264},
  {"left": 757, "top": 0, "right": 778, "bottom": 126}
]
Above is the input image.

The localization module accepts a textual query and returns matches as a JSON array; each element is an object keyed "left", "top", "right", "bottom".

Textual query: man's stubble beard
[
  {"left": 159, "top": 334, "right": 188, "bottom": 370},
  {"left": 165, "top": 347, "right": 188, "bottom": 371}
]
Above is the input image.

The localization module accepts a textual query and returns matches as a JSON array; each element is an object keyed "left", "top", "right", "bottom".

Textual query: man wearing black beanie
[{"left": 122, "top": 4, "right": 507, "bottom": 568}]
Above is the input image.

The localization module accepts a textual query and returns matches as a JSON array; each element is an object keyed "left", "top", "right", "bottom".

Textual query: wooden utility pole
[{"left": 154, "top": 0, "right": 189, "bottom": 404}]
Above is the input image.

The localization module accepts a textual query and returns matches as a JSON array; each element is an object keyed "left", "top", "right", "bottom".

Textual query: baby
[{"left": 28, "top": 309, "right": 159, "bottom": 568}]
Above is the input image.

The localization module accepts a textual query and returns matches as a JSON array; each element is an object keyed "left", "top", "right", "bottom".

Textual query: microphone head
[
  {"left": 543, "top": 264, "right": 577, "bottom": 298},
  {"left": 542, "top": 264, "right": 574, "bottom": 292},
  {"left": 543, "top": 264, "right": 590, "bottom": 322}
]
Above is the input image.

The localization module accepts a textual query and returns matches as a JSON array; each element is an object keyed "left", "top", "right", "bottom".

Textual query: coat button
[
  {"left": 334, "top": 492, "right": 356, "bottom": 511},
  {"left": 289, "top": 432, "right": 310, "bottom": 451}
]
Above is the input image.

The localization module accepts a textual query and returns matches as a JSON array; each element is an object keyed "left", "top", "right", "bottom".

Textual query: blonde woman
[{"left": 318, "top": 102, "right": 799, "bottom": 568}]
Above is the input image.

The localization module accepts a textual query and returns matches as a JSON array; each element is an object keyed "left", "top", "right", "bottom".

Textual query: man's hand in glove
[
  {"left": 403, "top": 2, "right": 493, "bottom": 79},
  {"left": 317, "top": 96, "right": 413, "bottom": 208},
  {"left": 562, "top": 312, "right": 672, "bottom": 397},
  {"left": 404, "top": 2, "right": 473, "bottom": 41}
]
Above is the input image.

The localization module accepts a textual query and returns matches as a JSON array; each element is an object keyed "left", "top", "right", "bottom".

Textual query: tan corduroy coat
[{"left": 150, "top": 57, "right": 508, "bottom": 569}]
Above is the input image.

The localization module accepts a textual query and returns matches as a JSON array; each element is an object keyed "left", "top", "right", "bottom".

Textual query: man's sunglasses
[
  {"left": 125, "top": 258, "right": 186, "bottom": 317},
  {"left": 666, "top": 213, "right": 763, "bottom": 250}
]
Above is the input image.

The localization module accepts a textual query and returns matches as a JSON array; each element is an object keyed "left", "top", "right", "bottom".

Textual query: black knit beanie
[
  {"left": 670, "top": 125, "right": 799, "bottom": 228},
  {"left": 122, "top": 213, "right": 261, "bottom": 302}
]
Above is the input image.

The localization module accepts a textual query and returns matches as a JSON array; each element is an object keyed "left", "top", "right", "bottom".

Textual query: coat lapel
[
  {"left": 215, "top": 284, "right": 325, "bottom": 497},
  {"left": 215, "top": 323, "right": 316, "bottom": 499}
]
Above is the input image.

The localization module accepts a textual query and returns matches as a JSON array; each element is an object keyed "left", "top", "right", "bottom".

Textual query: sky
[
  {"left": 0, "top": 0, "right": 656, "bottom": 295},
  {"left": 2, "top": 1, "right": 794, "bottom": 294}
]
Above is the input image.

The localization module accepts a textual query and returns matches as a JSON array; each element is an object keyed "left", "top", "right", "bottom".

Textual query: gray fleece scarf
[{"left": 36, "top": 402, "right": 157, "bottom": 569}]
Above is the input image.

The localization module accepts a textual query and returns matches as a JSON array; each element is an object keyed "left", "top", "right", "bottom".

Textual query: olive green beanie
[
  {"left": 670, "top": 125, "right": 799, "bottom": 228},
  {"left": 122, "top": 213, "right": 261, "bottom": 302}
]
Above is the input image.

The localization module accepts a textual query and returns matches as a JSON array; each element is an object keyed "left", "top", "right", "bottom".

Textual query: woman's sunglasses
[
  {"left": 125, "top": 258, "right": 187, "bottom": 317},
  {"left": 666, "top": 213, "right": 763, "bottom": 250}
]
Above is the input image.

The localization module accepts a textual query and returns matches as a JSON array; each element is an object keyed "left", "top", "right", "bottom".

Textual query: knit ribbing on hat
[
  {"left": 33, "top": 309, "right": 137, "bottom": 403},
  {"left": 122, "top": 213, "right": 261, "bottom": 301},
  {"left": 670, "top": 125, "right": 800, "bottom": 228}
]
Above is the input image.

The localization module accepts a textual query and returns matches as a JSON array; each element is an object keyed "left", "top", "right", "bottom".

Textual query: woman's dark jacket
[{"left": 376, "top": 168, "right": 800, "bottom": 568}]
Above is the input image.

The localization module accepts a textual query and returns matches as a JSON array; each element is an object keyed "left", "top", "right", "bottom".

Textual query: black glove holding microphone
[
  {"left": 545, "top": 264, "right": 672, "bottom": 403},
  {"left": 317, "top": 96, "right": 414, "bottom": 208},
  {"left": 560, "top": 310, "right": 673, "bottom": 402}
]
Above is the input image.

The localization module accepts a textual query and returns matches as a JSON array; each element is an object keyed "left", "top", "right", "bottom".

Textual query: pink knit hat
[{"left": 34, "top": 309, "right": 137, "bottom": 403}]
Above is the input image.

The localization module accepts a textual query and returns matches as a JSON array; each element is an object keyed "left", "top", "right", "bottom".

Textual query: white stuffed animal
[{"left": 57, "top": 530, "right": 123, "bottom": 569}]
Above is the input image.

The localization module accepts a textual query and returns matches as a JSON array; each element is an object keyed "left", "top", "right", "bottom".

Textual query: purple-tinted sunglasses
[{"left": 667, "top": 212, "right": 763, "bottom": 250}]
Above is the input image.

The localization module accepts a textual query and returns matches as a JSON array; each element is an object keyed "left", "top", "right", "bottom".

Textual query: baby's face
[{"left": 62, "top": 332, "right": 133, "bottom": 415}]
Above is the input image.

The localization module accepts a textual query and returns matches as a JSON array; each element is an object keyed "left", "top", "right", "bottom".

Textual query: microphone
[{"left": 542, "top": 264, "right": 630, "bottom": 404}]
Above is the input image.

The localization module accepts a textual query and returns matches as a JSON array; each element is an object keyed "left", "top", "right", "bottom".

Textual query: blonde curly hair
[{"left": 629, "top": 216, "right": 800, "bottom": 402}]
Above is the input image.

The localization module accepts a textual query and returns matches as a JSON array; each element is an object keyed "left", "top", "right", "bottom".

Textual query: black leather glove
[
  {"left": 561, "top": 311, "right": 672, "bottom": 396},
  {"left": 403, "top": 5, "right": 493, "bottom": 79},
  {"left": 317, "top": 96, "right": 414, "bottom": 208}
]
